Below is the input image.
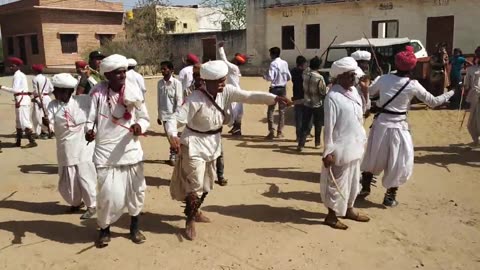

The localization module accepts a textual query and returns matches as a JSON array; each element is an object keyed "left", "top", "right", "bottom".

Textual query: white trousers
[
  {"left": 320, "top": 160, "right": 361, "bottom": 216},
  {"left": 467, "top": 101, "right": 480, "bottom": 144},
  {"left": 360, "top": 122, "right": 414, "bottom": 189},
  {"left": 97, "top": 163, "right": 146, "bottom": 229},
  {"left": 170, "top": 145, "right": 216, "bottom": 201},
  {"left": 15, "top": 105, "right": 33, "bottom": 130},
  {"left": 58, "top": 161, "right": 97, "bottom": 208},
  {"left": 231, "top": 102, "right": 244, "bottom": 122}
]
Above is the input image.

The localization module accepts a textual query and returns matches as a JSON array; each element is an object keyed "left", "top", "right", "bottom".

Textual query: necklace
[{"left": 106, "top": 85, "right": 132, "bottom": 121}]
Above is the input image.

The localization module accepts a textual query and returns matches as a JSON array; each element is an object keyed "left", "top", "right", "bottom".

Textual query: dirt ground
[{"left": 0, "top": 75, "right": 478, "bottom": 270}]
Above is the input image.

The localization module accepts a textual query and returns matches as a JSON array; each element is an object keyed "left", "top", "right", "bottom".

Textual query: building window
[
  {"left": 306, "top": 24, "right": 320, "bottom": 49},
  {"left": 221, "top": 22, "right": 231, "bottom": 31},
  {"left": 372, "top": 20, "right": 399, "bottom": 38},
  {"left": 165, "top": 20, "right": 176, "bottom": 32},
  {"left": 183, "top": 23, "right": 188, "bottom": 29},
  {"left": 98, "top": 34, "right": 114, "bottom": 46},
  {"left": 7, "top": 37, "right": 14, "bottom": 55},
  {"left": 30, "top": 35, "right": 39, "bottom": 55},
  {"left": 281, "top": 25, "right": 295, "bottom": 50},
  {"left": 60, "top": 34, "right": 78, "bottom": 54}
]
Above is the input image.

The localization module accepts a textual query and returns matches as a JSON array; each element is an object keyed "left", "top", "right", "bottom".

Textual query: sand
[{"left": 0, "top": 76, "right": 478, "bottom": 270}]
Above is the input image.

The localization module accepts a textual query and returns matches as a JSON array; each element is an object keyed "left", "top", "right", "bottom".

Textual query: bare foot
[
  {"left": 185, "top": 219, "right": 196, "bottom": 240},
  {"left": 195, "top": 211, "right": 211, "bottom": 223}
]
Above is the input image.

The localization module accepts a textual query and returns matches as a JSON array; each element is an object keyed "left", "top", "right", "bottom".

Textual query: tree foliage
[{"left": 201, "top": 0, "right": 246, "bottom": 30}]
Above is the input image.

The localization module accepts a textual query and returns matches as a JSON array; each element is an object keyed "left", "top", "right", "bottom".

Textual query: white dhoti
[
  {"left": 96, "top": 162, "right": 146, "bottom": 229},
  {"left": 320, "top": 160, "right": 361, "bottom": 216},
  {"left": 360, "top": 121, "right": 414, "bottom": 189},
  {"left": 467, "top": 101, "right": 480, "bottom": 144},
  {"left": 15, "top": 105, "right": 32, "bottom": 130},
  {"left": 232, "top": 102, "right": 244, "bottom": 122},
  {"left": 58, "top": 161, "right": 97, "bottom": 208},
  {"left": 170, "top": 145, "right": 216, "bottom": 201}
]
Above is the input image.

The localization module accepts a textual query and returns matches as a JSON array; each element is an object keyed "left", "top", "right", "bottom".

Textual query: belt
[
  {"left": 374, "top": 108, "right": 407, "bottom": 119},
  {"left": 14, "top": 92, "right": 32, "bottom": 96},
  {"left": 187, "top": 125, "right": 223, "bottom": 135},
  {"left": 270, "top": 86, "right": 286, "bottom": 89}
]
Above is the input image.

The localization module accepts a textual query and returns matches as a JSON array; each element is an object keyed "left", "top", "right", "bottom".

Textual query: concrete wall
[
  {"left": 170, "top": 29, "right": 246, "bottom": 73},
  {"left": 158, "top": 6, "right": 224, "bottom": 34},
  {"left": 247, "top": 0, "right": 480, "bottom": 69}
]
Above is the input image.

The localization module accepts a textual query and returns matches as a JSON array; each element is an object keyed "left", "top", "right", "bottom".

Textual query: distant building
[
  {"left": 0, "top": 0, "right": 124, "bottom": 68},
  {"left": 156, "top": 5, "right": 227, "bottom": 34},
  {"left": 247, "top": 0, "right": 480, "bottom": 67}
]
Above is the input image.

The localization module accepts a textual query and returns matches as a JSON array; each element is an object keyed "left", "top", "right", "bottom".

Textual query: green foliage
[{"left": 201, "top": 0, "right": 246, "bottom": 30}]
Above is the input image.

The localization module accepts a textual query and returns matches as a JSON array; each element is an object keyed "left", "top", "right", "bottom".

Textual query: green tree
[{"left": 201, "top": 0, "right": 246, "bottom": 30}]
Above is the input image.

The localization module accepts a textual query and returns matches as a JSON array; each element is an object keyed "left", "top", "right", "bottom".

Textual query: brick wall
[
  {"left": 40, "top": 9, "right": 124, "bottom": 66},
  {"left": 39, "top": 0, "right": 122, "bottom": 11}
]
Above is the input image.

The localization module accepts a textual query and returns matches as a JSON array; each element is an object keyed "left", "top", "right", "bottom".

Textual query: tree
[{"left": 201, "top": 0, "right": 246, "bottom": 30}]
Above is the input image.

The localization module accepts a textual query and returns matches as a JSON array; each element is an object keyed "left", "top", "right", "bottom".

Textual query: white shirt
[
  {"left": 48, "top": 96, "right": 94, "bottom": 166},
  {"left": 178, "top": 65, "right": 194, "bottom": 94},
  {"left": 127, "top": 69, "right": 147, "bottom": 94},
  {"left": 157, "top": 76, "right": 183, "bottom": 121},
  {"left": 165, "top": 85, "right": 276, "bottom": 162},
  {"left": 32, "top": 74, "right": 53, "bottom": 105},
  {"left": 0, "top": 70, "right": 30, "bottom": 106},
  {"left": 465, "top": 65, "right": 480, "bottom": 105},
  {"left": 219, "top": 47, "right": 241, "bottom": 88},
  {"left": 87, "top": 82, "right": 150, "bottom": 167},
  {"left": 323, "top": 84, "right": 367, "bottom": 165},
  {"left": 264, "top": 57, "right": 291, "bottom": 87},
  {"left": 369, "top": 74, "right": 454, "bottom": 127}
]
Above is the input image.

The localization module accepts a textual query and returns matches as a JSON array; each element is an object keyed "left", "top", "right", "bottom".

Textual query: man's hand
[
  {"left": 218, "top": 41, "right": 225, "bottom": 48},
  {"left": 275, "top": 96, "right": 293, "bottom": 107},
  {"left": 157, "top": 119, "right": 162, "bottom": 126},
  {"left": 131, "top": 123, "right": 142, "bottom": 136},
  {"left": 42, "top": 117, "right": 50, "bottom": 127},
  {"left": 85, "top": 130, "right": 95, "bottom": 142},
  {"left": 322, "top": 154, "right": 335, "bottom": 168},
  {"left": 359, "top": 77, "right": 370, "bottom": 94},
  {"left": 170, "top": 136, "right": 181, "bottom": 154}
]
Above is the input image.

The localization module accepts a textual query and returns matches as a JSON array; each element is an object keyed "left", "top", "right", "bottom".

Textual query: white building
[
  {"left": 158, "top": 5, "right": 226, "bottom": 34},
  {"left": 247, "top": 0, "right": 480, "bottom": 66}
]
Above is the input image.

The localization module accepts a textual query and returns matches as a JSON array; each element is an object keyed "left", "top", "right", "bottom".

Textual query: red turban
[
  {"left": 31, "top": 64, "right": 44, "bottom": 72},
  {"left": 395, "top": 49, "right": 417, "bottom": 71},
  {"left": 75, "top": 60, "right": 88, "bottom": 69},
  {"left": 7, "top": 57, "right": 23, "bottom": 66},
  {"left": 235, "top": 54, "right": 247, "bottom": 65},
  {"left": 186, "top": 53, "right": 199, "bottom": 64},
  {"left": 405, "top": 45, "right": 414, "bottom": 53}
]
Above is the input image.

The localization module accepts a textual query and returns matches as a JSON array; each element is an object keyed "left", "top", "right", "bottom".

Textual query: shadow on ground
[
  {"left": 18, "top": 164, "right": 57, "bottom": 175},
  {"left": 245, "top": 167, "right": 320, "bottom": 183}
]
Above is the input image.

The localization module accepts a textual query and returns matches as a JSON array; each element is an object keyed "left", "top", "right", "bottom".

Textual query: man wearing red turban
[
  {"left": 359, "top": 47, "right": 454, "bottom": 207},
  {"left": 0, "top": 57, "right": 37, "bottom": 147},
  {"left": 31, "top": 64, "right": 54, "bottom": 139},
  {"left": 178, "top": 53, "right": 200, "bottom": 97}
]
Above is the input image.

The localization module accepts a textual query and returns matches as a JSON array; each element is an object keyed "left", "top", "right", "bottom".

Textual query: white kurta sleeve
[
  {"left": 322, "top": 95, "right": 337, "bottom": 158},
  {"left": 264, "top": 62, "right": 277, "bottom": 82},
  {"left": 219, "top": 47, "right": 238, "bottom": 71},
  {"left": 47, "top": 102, "right": 55, "bottom": 125},
  {"left": 178, "top": 68, "right": 187, "bottom": 91},
  {"left": 86, "top": 92, "right": 99, "bottom": 131},
  {"left": 12, "top": 74, "right": 23, "bottom": 93},
  {"left": 175, "top": 80, "right": 183, "bottom": 109},
  {"left": 32, "top": 77, "right": 39, "bottom": 94},
  {"left": 135, "top": 102, "right": 150, "bottom": 133},
  {"left": 165, "top": 98, "right": 197, "bottom": 137},
  {"left": 413, "top": 81, "right": 454, "bottom": 108},
  {"left": 157, "top": 81, "right": 162, "bottom": 121},
  {"left": 368, "top": 76, "right": 382, "bottom": 97},
  {"left": 0, "top": 86, "right": 16, "bottom": 94},
  {"left": 228, "top": 87, "right": 276, "bottom": 105}
]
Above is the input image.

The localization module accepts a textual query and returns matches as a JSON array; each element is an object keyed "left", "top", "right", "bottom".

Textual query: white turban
[
  {"left": 100, "top": 54, "right": 128, "bottom": 75},
  {"left": 52, "top": 73, "right": 78, "bottom": 89},
  {"left": 351, "top": 50, "right": 371, "bottom": 61},
  {"left": 200, "top": 60, "right": 228, "bottom": 80},
  {"left": 127, "top": 58, "right": 137, "bottom": 67},
  {"left": 330, "top": 57, "right": 359, "bottom": 78}
]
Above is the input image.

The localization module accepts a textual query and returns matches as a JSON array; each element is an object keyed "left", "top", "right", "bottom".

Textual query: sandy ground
[{"left": 0, "top": 75, "right": 479, "bottom": 270}]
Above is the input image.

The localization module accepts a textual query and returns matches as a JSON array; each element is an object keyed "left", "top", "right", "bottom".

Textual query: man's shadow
[
  {"left": 18, "top": 164, "right": 57, "bottom": 175},
  {"left": 262, "top": 183, "right": 321, "bottom": 203}
]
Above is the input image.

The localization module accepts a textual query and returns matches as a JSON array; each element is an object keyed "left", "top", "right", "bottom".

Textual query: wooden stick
[
  {"left": 460, "top": 110, "right": 468, "bottom": 130},
  {"left": 457, "top": 83, "right": 465, "bottom": 120},
  {"left": 329, "top": 167, "right": 346, "bottom": 201},
  {"left": 363, "top": 33, "right": 383, "bottom": 75},
  {"left": 319, "top": 35, "right": 338, "bottom": 60},
  {"left": 36, "top": 81, "right": 52, "bottom": 135},
  {"left": 290, "top": 37, "right": 303, "bottom": 56}
]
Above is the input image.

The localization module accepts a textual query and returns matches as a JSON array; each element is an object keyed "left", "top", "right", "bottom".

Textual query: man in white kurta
[
  {"left": 46, "top": 73, "right": 97, "bottom": 219},
  {"left": 464, "top": 47, "right": 480, "bottom": 146},
  {"left": 0, "top": 57, "right": 37, "bottom": 148},
  {"left": 31, "top": 64, "right": 54, "bottom": 138},
  {"left": 127, "top": 58, "right": 147, "bottom": 97},
  {"left": 86, "top": 54, "right": 150, "bottom": 247},
  {"left": 218, "top": 42, "right": 247, "bottom": 136},
  {"left": 166, "top": 60, "right": 291, "bottom": 240},
  {"left": 360, "top": 47, "right": 454, "bottom": 207},
  {"left": 321, "top": 57, "right": 370, "bottom": 230},
  {"left": 157, "top": 60, "right": 183, "bottom": 164},
  {"left": 178, "top": 53, "right": 200, "bottom": 97}
]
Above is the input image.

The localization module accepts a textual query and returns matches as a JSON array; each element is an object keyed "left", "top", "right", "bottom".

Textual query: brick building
[{"left": 0, "top": 0, "right": 124, "bottom": 69}]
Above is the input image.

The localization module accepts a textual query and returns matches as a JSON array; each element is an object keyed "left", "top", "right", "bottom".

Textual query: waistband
[
  {"left": 187, "top": 125, "right": 223, "bottom": 135},
  {"left": 14, "top": 92, "right": 32, "bottom": 96}
]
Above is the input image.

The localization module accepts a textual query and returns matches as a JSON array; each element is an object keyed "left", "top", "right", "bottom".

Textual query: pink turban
[{"left": 395, "top": 49, "right": 417, "bottom": 71}]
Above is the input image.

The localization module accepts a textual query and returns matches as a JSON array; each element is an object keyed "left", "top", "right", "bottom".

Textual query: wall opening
[
  {"left": 7, "top": 37, "right": 14, "bottom": 56},
  {"left": 306, "top": 24, "right": 320, "bottom": 49},
  {"left": 372, "top": 20, "right": 399, "bottom": 38},
  {"left": 60, "top": 34, "right": 78, "bottom": 54},
  {"left": 281, "top": 25, "right": 295, "bottom": 50},
  {"left": 30, "top": 35, "right": 39, "bottom": 55}
]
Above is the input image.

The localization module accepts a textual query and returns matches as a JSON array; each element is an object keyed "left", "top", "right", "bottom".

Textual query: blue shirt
[{"left": 450, "top": 56, "right": 466, "bottom": 81}]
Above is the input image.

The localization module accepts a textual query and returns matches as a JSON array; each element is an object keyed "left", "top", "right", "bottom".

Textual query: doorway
[
  {"left": 202, "top": 38, "right": 217, "bottom": 63},
  {"left": 17, "top": 36, "right": 27, "bottom": 64},
  {"left": 426, "top": 16, "right": 454, "bottom": 55}
]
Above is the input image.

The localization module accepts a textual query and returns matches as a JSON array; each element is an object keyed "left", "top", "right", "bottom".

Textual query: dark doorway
[
  {"left": 17, "top": 36, "right": 27, "bottom": 64},
  {"left": 202, "top": 38, "right": 216, "bottom": 63},
  {"left": 426, "top": 16, "right": 454, "bottom": 55}
]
